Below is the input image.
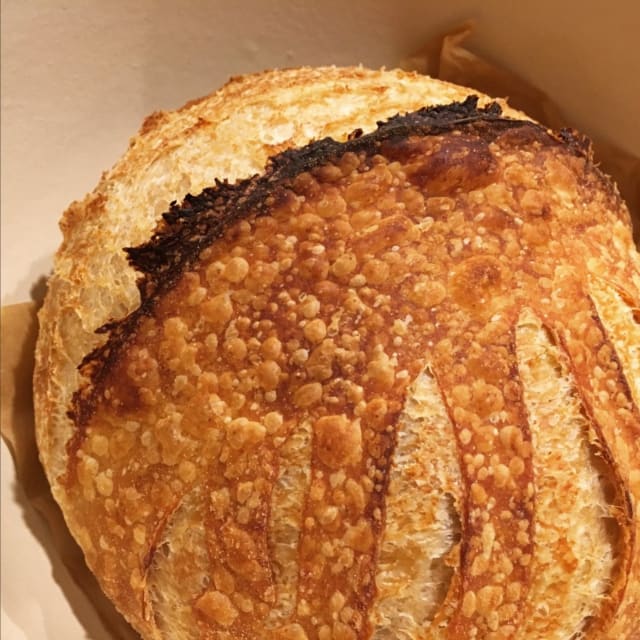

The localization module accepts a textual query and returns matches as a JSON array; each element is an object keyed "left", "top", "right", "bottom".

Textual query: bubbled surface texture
[{"left": 35, "top": 69, "right": 640, "bottom": 640}]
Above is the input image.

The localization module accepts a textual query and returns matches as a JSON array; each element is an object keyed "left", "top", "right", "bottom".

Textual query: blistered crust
[
  {"left": 69, "top": 97, "right": 520, "bottom": 428},
  {"left": 49, "top": 98, "right": 640, "bottom": 640}
]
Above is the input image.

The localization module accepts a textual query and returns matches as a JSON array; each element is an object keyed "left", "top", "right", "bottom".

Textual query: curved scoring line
[
  {"left": 515, "top": 308, "right": 619, "bottom": 640},
  {"left": 266, "top": 419, "right": 313, "bottom": 627},
  {"left": 370, "top": 366, "right": 462, "bottom": 639},
  {"left": 145, "top": 489, "right": 210, "bottom": 636},
  {"left": 588, "top": 277, "right": 640, "bottom": 412}
]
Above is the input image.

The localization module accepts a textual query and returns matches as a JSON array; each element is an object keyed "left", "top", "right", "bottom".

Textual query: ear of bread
[{"left": 34, "top": 67, "right": 640, "bottom": 640}]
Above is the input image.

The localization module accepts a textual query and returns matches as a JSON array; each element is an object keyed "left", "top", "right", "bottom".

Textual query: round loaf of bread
[{"left": 34, "top": 67, "right": 640, "bottom": 640}]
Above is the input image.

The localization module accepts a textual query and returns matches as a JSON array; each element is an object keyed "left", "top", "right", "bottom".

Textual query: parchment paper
[{"left": 2, "top": 23, "right": 639, "bottom": 640}]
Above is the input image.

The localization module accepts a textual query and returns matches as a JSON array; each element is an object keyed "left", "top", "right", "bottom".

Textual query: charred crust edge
[{"left": 68, "top": 96, "right": 593, "bottom": 435}]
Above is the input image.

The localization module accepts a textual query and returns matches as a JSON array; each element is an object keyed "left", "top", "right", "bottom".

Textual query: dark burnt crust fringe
[{"left": 69, "top": 96, "right": 593, "bottom": 434}]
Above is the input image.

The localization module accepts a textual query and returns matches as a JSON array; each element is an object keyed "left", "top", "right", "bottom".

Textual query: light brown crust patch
[{"left": 59, "top": 102, "right": 639, "bottom": 639}]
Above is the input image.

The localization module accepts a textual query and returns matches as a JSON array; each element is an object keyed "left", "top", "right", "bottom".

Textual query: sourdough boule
[{"left": 34, "top": 66, "right": 640, "bottom": 640}]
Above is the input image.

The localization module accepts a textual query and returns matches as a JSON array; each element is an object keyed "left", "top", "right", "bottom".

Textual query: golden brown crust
[{"left": 34, "top": 67, "right": 640, "bottom": 640}]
